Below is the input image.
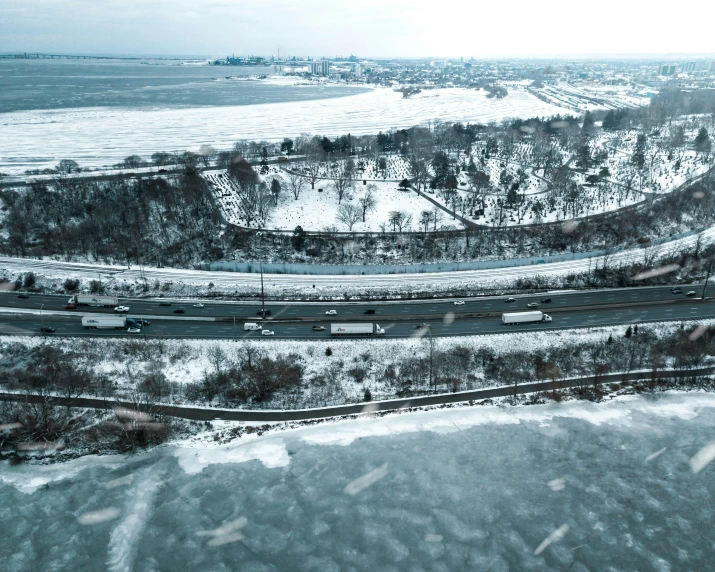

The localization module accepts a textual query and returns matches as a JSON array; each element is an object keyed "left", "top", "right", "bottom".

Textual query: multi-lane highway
[{"left": 0, "top": 285, "right": 712, "bottom": 339}]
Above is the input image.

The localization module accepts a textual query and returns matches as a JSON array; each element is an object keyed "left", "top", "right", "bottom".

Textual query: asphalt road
[{"left": 0, "top": 285, "right": 712, "bottom": 339}]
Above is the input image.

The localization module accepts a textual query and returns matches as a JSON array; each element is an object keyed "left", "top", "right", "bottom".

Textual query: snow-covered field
[
  {"left": 0, "top": 86, "right": 572, "bottom": 174},
  {"left": 2, "top": 390, "right": 715, "bottom": 570}
]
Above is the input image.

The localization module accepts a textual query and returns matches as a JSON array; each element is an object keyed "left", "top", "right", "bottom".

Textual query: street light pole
[
  {"left": 40, "top": 303, "right": 44, "bottom": 334},
  {"left": 702, "top": 256, "right": 714, "bottom": 300},
  {"left": 260, "top": 262, "right": 266, "bottom": 316}
]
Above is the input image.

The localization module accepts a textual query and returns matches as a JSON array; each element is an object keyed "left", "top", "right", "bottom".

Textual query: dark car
[
  {"left": 40, "top": 327, "right": 56, "bottom": 333},
  {"left": 312, "top": 325, "right": 326, "bottom": 331},
  {"left": 65, "top": 304, "right": 77, "bottom": 310},
  {"left": 415, "top": 323, "right": 428, "bottom": 329},
  {"left": 541, "top": 298, "right": 552, "bottom": 303},
  {"left": 173, "top": 308, "right": 185, "bottom": 314},
  {"left": 671, "top": 287, "right": 683, "bottom": 294},
  {"left": 159, "top": 302, "right": 172, "bottom": 306},
  {"left": 136, "top": 319, "right": 151, "bottom": 326},
  {"left": 505, "top": 297, "right": 516, "bottom": 303},
  {"left": 17, "top": 294, "right": 29, "bottom": 299},
  {"left": 686, "top": 290, "right": 697, "bottom": 297},
  {"left": 257, "top": 309, "right": 272, "bottom": 316},
  {"left": 363, "top": 309, "right": 376, "bottom": 314}
]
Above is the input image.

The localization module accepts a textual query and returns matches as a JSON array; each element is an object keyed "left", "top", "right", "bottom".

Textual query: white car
[
  {"left": 527, "top": 302, "right": 539, "bottom": 308},
  {"left": 193, "top": 303, "right": 205, "bottom": 308},
  {"left": 114, "top": 306, "right": 130, "bottom": 313},
  {"left": 325, "top": 310, "right": 338, "bottom": 315},
  {"left": 261, "top": 329, "right": 274, "bottom": 336},
  {"left": 453, "top": 300, "right": 465, "bottom": 306},
  {"left": 127, "top": 327, "right": 141, "bottom": 334}
]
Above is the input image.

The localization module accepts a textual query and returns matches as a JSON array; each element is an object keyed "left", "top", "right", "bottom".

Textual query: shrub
[
  {"left": 22, "top": 272, "right": 35, "bottom": 288},
  {"left": 63, "top": 278, "right": 80, "bottom": 292},
  {"left": 325, "top": 347, "right": 333, "bottom": 356}
]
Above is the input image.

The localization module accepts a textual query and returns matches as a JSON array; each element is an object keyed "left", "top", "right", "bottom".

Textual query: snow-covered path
[{"left": 0, "top": 223, "right": 712, "bottom": 294}]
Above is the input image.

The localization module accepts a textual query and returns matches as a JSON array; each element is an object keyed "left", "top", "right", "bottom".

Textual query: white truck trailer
[
  {"left": 502, "top": 311, "right": 552, "bottom": 325},
  {"left": 330, "top": 323, "right": 385, "bottom": 336},
  {"left": 69, "top": 295, "right": 119, "bottom": 307},
  {"left": 82, "top": 316, "right": 127, "bottom": 329}
]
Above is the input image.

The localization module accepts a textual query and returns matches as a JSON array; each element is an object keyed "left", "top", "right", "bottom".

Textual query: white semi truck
[
  {"left": 68, "top": 295, "right": 119, "bottom": 307},
  {"left": 82, "top": 316, "right": 127, "bottom": 329},
  {"left": 502, "top": 311, "right": 552, "bottom": 325},
  {"left": 330, "top": 323, "right": 385, "bottom": 336}
]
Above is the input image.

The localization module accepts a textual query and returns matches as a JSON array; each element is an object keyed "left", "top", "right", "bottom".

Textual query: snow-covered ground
[
  {"left": 0, "top": 86, "right": 572, "bottom": 174},
  {"left": 2, "top": 390, "right": 715, "bottom": 570}
]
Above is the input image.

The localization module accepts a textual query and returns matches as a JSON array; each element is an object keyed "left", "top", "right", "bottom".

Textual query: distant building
[
  {"left": 658, "top": 64, "right": 677, "bottom": 76},
  {"left": 352, "top": 63, "right": 362, "bottom": 78},
  {"left": 310, "top": 60, "right": 330, "bottom": 76}
]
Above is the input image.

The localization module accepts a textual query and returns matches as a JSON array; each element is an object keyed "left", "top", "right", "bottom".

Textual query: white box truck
[
  {"left": 502, "top": 311, "right": 552, "bottom": 325},
  {"left": 69, "top": 295, "right": 119, "bottom": 307},
  {"left": 82, "top": 316, "right": 127, "bottom": 329},
  {"left": 244, "top": 323, "right": 262, "bottom": 331},
  {"left": 330, "top": 323, "right": 385, "bottom": 336}
]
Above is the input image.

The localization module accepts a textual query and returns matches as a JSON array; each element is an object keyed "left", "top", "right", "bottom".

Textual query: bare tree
[
  {"left": 336, "top": 203, "right": 362, "bottom": 231},
  {"left": 358, "top": 185, "right": 377, "bottom": 222},
  {"left": 286, "top": 171, "right": 306, "bottom": 200},
  {"left": 331, "top": 165, "right": 353, "bottom": 204}
]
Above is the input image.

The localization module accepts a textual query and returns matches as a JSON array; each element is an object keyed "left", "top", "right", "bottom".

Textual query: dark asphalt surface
[{"left": 0, "top": 285, "right": 712, "bottom": 339}]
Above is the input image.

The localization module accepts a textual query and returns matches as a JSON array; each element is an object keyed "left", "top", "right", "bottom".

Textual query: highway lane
[
  {"left": 0, "top": 284, "right": 711, "bottom": 323},
  {"left": 2, "top": 299, "right": 713, "bottom": 339}
]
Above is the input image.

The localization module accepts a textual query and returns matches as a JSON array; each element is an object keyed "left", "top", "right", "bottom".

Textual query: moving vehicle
[
  {"left": 415, "top": 323, "right": 428, "bottom": 329},
  {"left": 82, "top": 316, "right": 127, "bottom": 329},
  {"left": 325, "top": 309, "right": 338, "bottom": 315},
  {"left": 453, "top": 300, "right": 465, "bottom": 306},
  {"left": 527, "top": 302, "right": 539, "bottom": 308},
  {"left": 135, "top": 319, "right": 151, "bottom": 326},
  {"left": 312, "top": 325, "right": 326, "bottom": 331},
  {"left": 173, "top": 308, "right": 185, "bottom": 314},
  {"left": 330, "top": 323, "right": 385, "bottom": 336},
  {"left": 17, "top": 294, "right": 29, "bottom": 299},
  {"left": 65, "top": 304, "right": 77, "bottom": 310},
  {"left": 244, "top": 323, "right": 262, "bottom": 331},
  {"left": 363, "top": 309, "right": 376, "bottom": 314},
  {"left": 686, "top": 290, "right": 697, "bottom": 297},
  {"left": 68, "top": 295, "right": 118, "bottom": 307},
  {"left": 261, "top": 330, "right": 274, "bottom": 336},
  {"left": 114, "top": 306, "right": 130, "bottom": 313},
  {"left": 502, "top": 311, "right": 552, "bottom": 325},
  {"left": 193, "top": 303, "right": 205, "bottom": 308},
  {"left": 159, "top": 302, "right": 172, "bottom": 306},
  {"left": 127, "top": 327, "right": 142, "bottom": 334},
  {"left": 505, "top": 297, "right": 516, "bottom": 303},
  {"left": 671, "top": 287, "right": 683, "bottom": 294},
  {"left": 40, "top": 327, "right": 56, "bottom": 333},
  {"left": 257, "top": 309, "right": 271, "bottom": 316},
  {"left": 541, "top": 298, "right": 552, "bottom": 303}
]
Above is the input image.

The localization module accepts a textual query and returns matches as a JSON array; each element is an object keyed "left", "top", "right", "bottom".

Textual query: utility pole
[
  {"left": 40, "top": 303, "right": 45, "bottom": 335},
  {"left": 428, "top": 324, "right": 434, "bottom": 393},
  {"left": 260, "top": 262, "right": 266, "bottom": 316},
  {"left": 702, "top": 256, "right": 714, "bottom": 299}
]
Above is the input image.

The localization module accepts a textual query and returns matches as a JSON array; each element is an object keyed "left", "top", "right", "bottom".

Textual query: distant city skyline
[{"left": 2, "top": 0, "right": 715, "bottom": 59}]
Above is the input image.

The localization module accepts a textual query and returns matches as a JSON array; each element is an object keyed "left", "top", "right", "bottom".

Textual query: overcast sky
[{"left": 1, "top": 0, "right": 714, "bottom": 59}]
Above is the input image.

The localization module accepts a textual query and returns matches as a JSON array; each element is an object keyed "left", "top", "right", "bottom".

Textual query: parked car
[
  {"left": 261, "top": 330, "right": 274, "bottom": 336},
  {"left": 65, "top": 304, "right": 77, "bottom": 310},
  {"left": 17, "top": 294, "right": 29, "bottom": 299},
  {"left": 527, "top": 302, "right": 539, "bottom": 308},
  {"left": 159, "top": 302, "right": 172, "bottom": 306},
  {"left": 505, "top": 298, "right": 516, "bottom": 303},
  {"left": 325, "top": 309, "right": 338, "bottom": 315},
  {"left": 686, "top": 290, "right": 697, "bottom": 297},
  {"left": 193, "top": 303, "right": 205, "bottom": 308},
  {"left": 453, "top": 300, "right": 465, "bottom": 306},
  {"left": 541, "top": 298, "right": 552, "bottom": 303},
  {"left": 312, "top": 325, "right": 326, "bottom": 331},
  {"left": 114, "top": 306, "right": 130, "bottom": 313},
  {"left": 40, "top": 327, "right": 56, "bottom": 333},
  {"left": 671, "top": 287, "right": 683, "bottom": 294},
  {"left": 257, "top": 309, "right": 271, "bottom": 316},
  {"left": 363, "top": 309, "right": 376, "bottom": 314},
  {"left": 127, "top": 327, "right": 142, "bottom": 334},
  {"left": 173, "top": 308, "right": 185, "bottom": 314}
]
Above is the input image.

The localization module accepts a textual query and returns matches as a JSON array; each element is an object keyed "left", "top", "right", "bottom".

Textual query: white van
[{"left": 244, "top": 323, "right": 262, "bottom": 331}]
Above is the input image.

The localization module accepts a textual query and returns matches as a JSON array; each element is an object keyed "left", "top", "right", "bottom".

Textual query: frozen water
[{"left": 1, "top": 392, "right": 715, "bottom": 570}]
